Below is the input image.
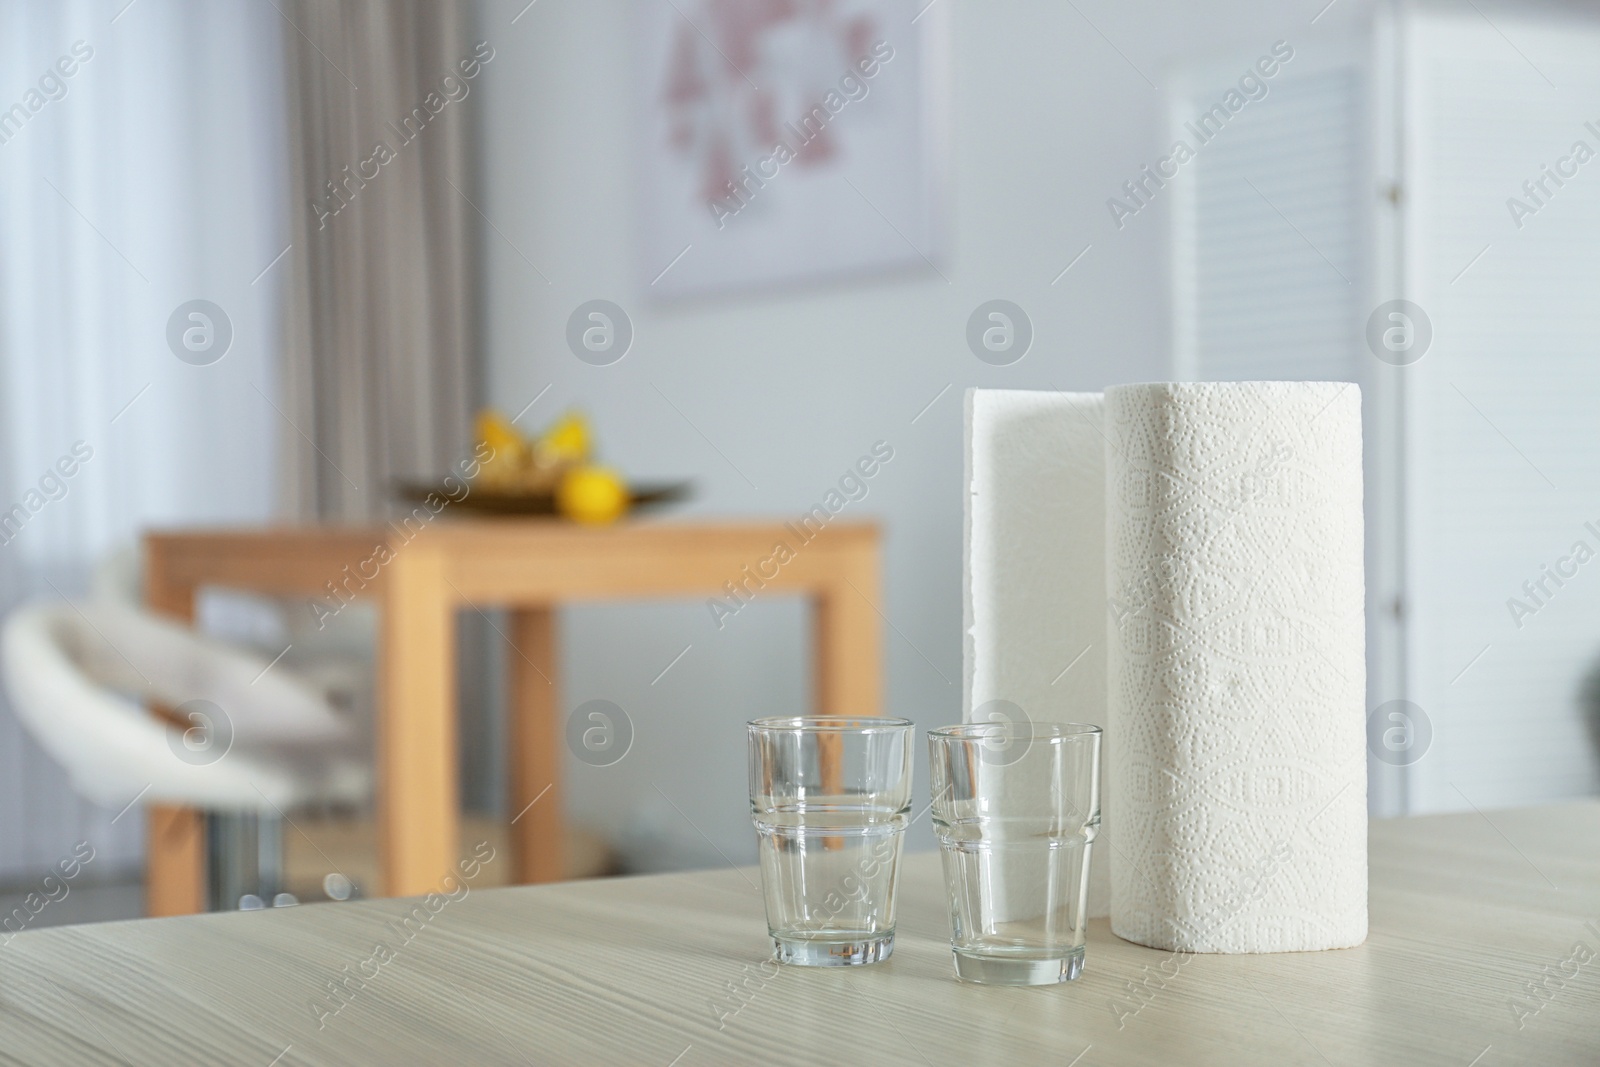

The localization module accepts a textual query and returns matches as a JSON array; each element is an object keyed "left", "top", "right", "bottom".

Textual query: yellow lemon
[
  {"left": 476, "top": 409, "right": 528, "bottom": 459},
  {"left": 474, "top": 409, "right": 530, "bottom": 486},
  {"left": 538, "top": 412, "right": 591, "bottom": 465},
  {"left": 557, "top": 466, "right": 628, "bottom": 525}
]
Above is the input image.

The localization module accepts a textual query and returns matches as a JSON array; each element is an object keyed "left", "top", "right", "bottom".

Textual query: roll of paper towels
[
  {"left": 964, "top": 382, "right": 1368, "bottom": 953},
  {"left": 1105, "top": 382, "right": 1366, "bottom": 953}
]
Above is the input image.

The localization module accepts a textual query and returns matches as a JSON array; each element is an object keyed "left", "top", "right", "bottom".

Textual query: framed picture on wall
[{"left": 634, "top": 0, "right": 948, "bottom": 299}]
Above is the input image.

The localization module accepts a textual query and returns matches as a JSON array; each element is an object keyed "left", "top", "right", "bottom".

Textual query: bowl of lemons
[{"left": 396, "top": 410, "right": 689, "bottom": 525}]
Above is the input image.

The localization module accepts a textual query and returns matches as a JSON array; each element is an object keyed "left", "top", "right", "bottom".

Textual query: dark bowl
[{"left": 394, "top": 479, "right": 692, "bottom": 517}]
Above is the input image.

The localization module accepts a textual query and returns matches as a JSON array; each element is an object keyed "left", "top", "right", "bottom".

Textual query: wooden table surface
[
  {"left": 3, "top": 801, "right": 1597, "bottom": 1066},
  {"left": 142, "top": 520, "right": 881, "bottom": 913}
]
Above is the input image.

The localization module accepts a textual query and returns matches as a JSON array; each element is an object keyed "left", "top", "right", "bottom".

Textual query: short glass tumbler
[
  {"left": 748, "top": 716, "right": 914, "bottom": 966},
  {"left": 928, "top": 722, "right": 1101, "bottom": 985}
]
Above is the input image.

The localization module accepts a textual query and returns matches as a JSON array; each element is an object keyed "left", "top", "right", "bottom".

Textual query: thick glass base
[
  {"left": 774, "top": 933, "right": 895, "bottom": 966},
  {"left": 952, "top": 947, "right": 1084, "bottom": 985}
]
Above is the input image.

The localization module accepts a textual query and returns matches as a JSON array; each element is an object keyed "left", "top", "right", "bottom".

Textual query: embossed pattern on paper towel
[{"left": 1105, "top": 382, "right": 1367, "bottom": 953}]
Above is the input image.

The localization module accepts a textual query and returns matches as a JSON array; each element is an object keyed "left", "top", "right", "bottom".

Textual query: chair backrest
[
  {"left": 90, "top": 543, "right": 142, "bottom": 606},
  {"left": 1, "top": 600, "right": 351, "bottom": 811},
  {"left": 83, "top": 600, "right": 351, "bottom": 746}
]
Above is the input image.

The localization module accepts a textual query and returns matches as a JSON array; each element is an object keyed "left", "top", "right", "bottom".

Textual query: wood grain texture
[
  {"left": 2, "top": 802, "right": 1596, "bottom": 1066},
  {"left": 376, "top": 546, "right": 459, "bottom": 899},
  {"left": 141, "top": 541, "right": 207, "bottom": 917},
  {"left": 812, "top": 539, "right": 883, "bottom": 718},
  {"left": 507, "top": 608, "right": 562, "bottom": 884},
  {"left": 141, "top": 805, "right": 206, "bottom": 918},
  {"left": 142, "top": 520, "right": 882, "bottom": 914},
  {"left": 143, "top": 521, "right": 879, "bottom": 604}
]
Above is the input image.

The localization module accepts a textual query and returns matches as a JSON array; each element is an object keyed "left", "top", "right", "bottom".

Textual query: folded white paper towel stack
[
  {"left": 964, "top": 381, "right": 1367, "bottom": 953},
  {"left": 964, "top": 389, "right": 1113, "bottom": 916}
]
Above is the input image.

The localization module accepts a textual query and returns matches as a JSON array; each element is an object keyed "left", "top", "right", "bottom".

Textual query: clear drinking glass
[
  {"left": 928, "top": 721, "right": 1101, "bottom": 984},
  {"left": 748, "top": 716, "right": 914, "bottom": 966}
]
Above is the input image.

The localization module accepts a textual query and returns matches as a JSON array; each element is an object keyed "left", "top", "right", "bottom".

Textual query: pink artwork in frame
[{"left": 636, "top": 0, "right": 947, "bottom": 298}]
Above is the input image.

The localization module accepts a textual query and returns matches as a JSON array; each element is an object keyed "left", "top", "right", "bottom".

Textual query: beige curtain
[{"left": 278, "top": 0, "right": 479, "bottom": 522}]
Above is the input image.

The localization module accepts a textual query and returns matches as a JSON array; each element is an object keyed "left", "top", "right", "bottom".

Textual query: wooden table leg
[
  {"left": 143, "top": 542, "right": 207, "bottom": 916},
  {"left": 509, "top": 608, "right": 564, "bottom": 884},
  {"left": 813, "top": 544, "right": 883, "bottom": 718},
  {"left": 145, "top": 807, "right": 206, "bottom": 916},
  {"left": 813, "top": 543, "right": 883, "bottom": 842},
  {"left": 379, "top": 548, "right": 459, "bottom": 897}
]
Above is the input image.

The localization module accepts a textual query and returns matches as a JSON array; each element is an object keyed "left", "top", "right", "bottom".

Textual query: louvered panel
[{"left": 1178, "top": 65, "right": 1366, "bottom": 384}]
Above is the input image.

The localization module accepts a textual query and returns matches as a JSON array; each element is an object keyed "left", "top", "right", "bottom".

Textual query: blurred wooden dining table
[{"left": 141, "top": 519, "right": 882, "bottom": 915}]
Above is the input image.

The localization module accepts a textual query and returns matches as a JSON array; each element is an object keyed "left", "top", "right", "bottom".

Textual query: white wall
[{"left": 472, "top": 0, "right": 1375, "bottom": 869}]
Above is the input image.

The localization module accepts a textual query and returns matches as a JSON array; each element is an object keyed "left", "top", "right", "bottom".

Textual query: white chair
[
  {"left": 1, "top": 598, "right": 369, "bottom": 908},
  {"left": 93, "top": 544, "right": 377, "bottom": 736}
]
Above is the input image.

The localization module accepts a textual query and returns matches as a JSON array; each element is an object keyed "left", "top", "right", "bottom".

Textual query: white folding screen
[
  {"left": 1169, "top": 39, "right": 1407, "bottom": 813},
  {"left": 1402, "top": 9, "right": 1600, "bottom": 812},
  {"left": 1172, "top": 50, "right": 1368, "bottom": 384},
  {"left": 1176, "top": 9, "right": 1600, "bottom": 815}
]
